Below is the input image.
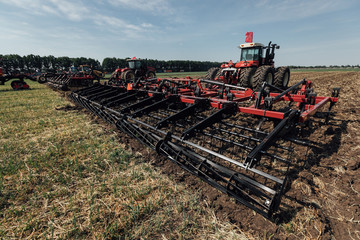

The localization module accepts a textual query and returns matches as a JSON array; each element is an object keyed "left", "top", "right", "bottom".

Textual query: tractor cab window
[
  {"left": 135, "top": 61, "right": 142, "bottom": 69},
  {"left": 240, "top": 48, "right": 261, "bottom": 61},
  {"left": 128, "top": 61, "right": 135, "bottom": 69}
]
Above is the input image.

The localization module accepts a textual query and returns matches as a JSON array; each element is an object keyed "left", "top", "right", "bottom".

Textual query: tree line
[
  {"left": 0, "top": 54, "right": 101, "bottom": 74},
  {"left": 0, "top": 54, "right": 223, "bottom": 74},
  {"left": 1, "top": 54, "right": 358, "bottom": 74},
  {"left": 102, "top": 57, "right": 224, "bottom": 72}
]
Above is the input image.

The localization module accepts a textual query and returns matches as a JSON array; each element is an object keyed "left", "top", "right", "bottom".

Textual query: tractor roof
[
  {"left": 127, "top": 57, "right": 142, "bottom": 61},
  {"left": 238, "top": 42, "right": 264, "bottom": 49}
]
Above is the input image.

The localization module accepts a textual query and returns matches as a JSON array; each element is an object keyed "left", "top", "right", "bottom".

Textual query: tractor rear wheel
[
  {"left": 274, "top": 66, "right": 290, "bottom": 89},
  {"left": 252, "top": 66, "right": 274, "bottom": 91},
  {"left": 238, "top": 67, "right": 256, "bottom": 88},
  {"left": 205, "top": 67, "right": 220, "bottom": 80},
  {"left": 122, "top": 70, "right": 135, "bottom": 82}
]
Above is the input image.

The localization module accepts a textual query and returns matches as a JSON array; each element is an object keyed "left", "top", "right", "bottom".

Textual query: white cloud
[
  {"left": 108, "top": 0, "right": 173, "bottom": 14},
  {"left": 0, "top": 0, "right": 89, "bottom": 20},
  {"left": 93, "top": 14, "right": 157, "bottom": 39},
  {"left": 254, "top": 0, "right": 352, "bottom": 21},
  {"left": 0, "top": 0, "right": 160, "bottom": 39},
  {"left": 48, "top": 0, "right": 90, "bottom": 21}
]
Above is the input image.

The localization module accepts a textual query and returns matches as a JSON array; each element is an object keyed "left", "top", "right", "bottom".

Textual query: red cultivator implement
[
  {"left": 41, "top": 65, "right": 104, "bottom": 91},
  {"left": 69, "top": 76, "right": 339, "bottom": 218},
  {"left": 0, "top": 67, "right": 36, "bottom": 90}
]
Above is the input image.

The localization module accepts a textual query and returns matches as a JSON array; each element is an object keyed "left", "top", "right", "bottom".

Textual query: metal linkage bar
[
  {"left": 106, "top": 91, "right": 146, "bottom": 107},
  {"left": 244, "top": 110, "right": 299, "bottom": 168},
  {"left": 87, "top": 88, "right": 121, "bottom": 101},
  {"left": 156, "top": 99, "right": 209, "bottom": 129},
  {"left": 73, "top": 84, "right": 107, "bottom": 95},
  {"left": 181, "top": 102, "right": 237, "bottom": 139},
  {"left": 121, "top": 93, "right": 164, "bottom": 114},
  {"left": 200, "top": 78, "right": 247, "bottom": 90},
  {"left": 131, "top": 95, "right": 179, "bottom": 118}
]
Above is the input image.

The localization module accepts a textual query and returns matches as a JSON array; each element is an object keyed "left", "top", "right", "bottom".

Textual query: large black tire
[
  {"left": 122, "top": 70, "right": 135, "bottom": 82},
  {"left": 238, "top": 67, "right": 256, "bottom": 88},
  {"left": 214, "top": 68, "right": 222, "bottom": 79},
  {"left": 205, "top": 67, "right": 220, "bottom": 80},
  {"left": 274, "top": 66, "right": 290, "bottom": 89},
  {"left": 252, "top": 66, "right": 274, "bottom": 91}
]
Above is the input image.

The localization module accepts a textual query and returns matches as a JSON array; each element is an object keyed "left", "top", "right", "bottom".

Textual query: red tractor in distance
[
  {"left": 205, "top": 32, "right": 290, "bottom": 91},
  {"left": 108, "top": 57, "right": 156, "bottom": 85}
]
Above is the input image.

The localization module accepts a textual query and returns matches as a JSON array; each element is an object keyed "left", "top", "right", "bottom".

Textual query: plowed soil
[{"left": 85, "top": 71, "right": 360, "bottom": 239}]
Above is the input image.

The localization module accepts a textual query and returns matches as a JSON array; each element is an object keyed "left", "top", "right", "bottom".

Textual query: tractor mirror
[{"left": 276, "top": 46, "right": 280, "bottom": 49}]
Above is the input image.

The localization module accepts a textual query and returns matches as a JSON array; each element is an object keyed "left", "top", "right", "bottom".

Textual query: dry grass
[{"left": 0, "top": 81, "right": 248, "bottom": 239}]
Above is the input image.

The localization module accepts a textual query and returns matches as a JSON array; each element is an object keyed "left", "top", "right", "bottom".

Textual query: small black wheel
[{"left": 38, "top": 75, "right": 47, "bottom": 84}]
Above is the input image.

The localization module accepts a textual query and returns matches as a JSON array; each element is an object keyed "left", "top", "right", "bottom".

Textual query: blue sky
[{"left": 1, "top": 0, "right": 360, "bottom": 66}]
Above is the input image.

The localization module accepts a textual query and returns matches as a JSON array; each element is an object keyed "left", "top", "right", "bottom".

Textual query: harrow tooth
[{"left": 69, "top": 77, "right": 339, "bottom": 217}]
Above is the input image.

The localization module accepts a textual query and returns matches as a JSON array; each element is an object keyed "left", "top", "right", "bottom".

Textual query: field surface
[{"left": 1, "top": 71, "right": 359, "bottom": 239}]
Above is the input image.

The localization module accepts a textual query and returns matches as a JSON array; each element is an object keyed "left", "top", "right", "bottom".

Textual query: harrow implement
[
  {"left": 69, "top": 78, "right": 339, "bottom": 217},
  {"left": 45, "top": 73, "right": 95, "bottom": 91}
]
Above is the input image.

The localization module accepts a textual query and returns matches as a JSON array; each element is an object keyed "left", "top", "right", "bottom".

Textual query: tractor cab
[
  {"left": 79, "top": 65, "right": 92, "bottom": 74},
  {"left": 127, "top": 58, "right": 144, "bottom": 70},
  {"left": 236, "top": 41, "right": 279, "bottom": 68},
  {"left": 126, "top": 58, "right": 153, "bottom": 78},
  {"left": 236, "top": 43, "right": 264, "bottom": 68}
]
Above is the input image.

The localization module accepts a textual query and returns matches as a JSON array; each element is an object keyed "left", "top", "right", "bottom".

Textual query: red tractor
[
  {"left": 108, "top": 57, "right": 156, "bottom": 85},
  {"left": 205, "top": 32, "right": 290, "bottom": 91}
]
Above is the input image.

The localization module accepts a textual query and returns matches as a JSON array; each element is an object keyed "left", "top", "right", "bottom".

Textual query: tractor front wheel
[
  {"left": 252, "top": 66, "right": 274, "bottom": 91},
  {"left": 238, "top": 67, "right": 256, "bottom": 88},
  {"left": 205, "top": 67, "right": 220, "bottom": 80},
  {"left": 122, "top": 70, "right": 135, "bottom": 83},
  {"left": 274, "top": 66, "right": 290, "bottom": 89}
]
